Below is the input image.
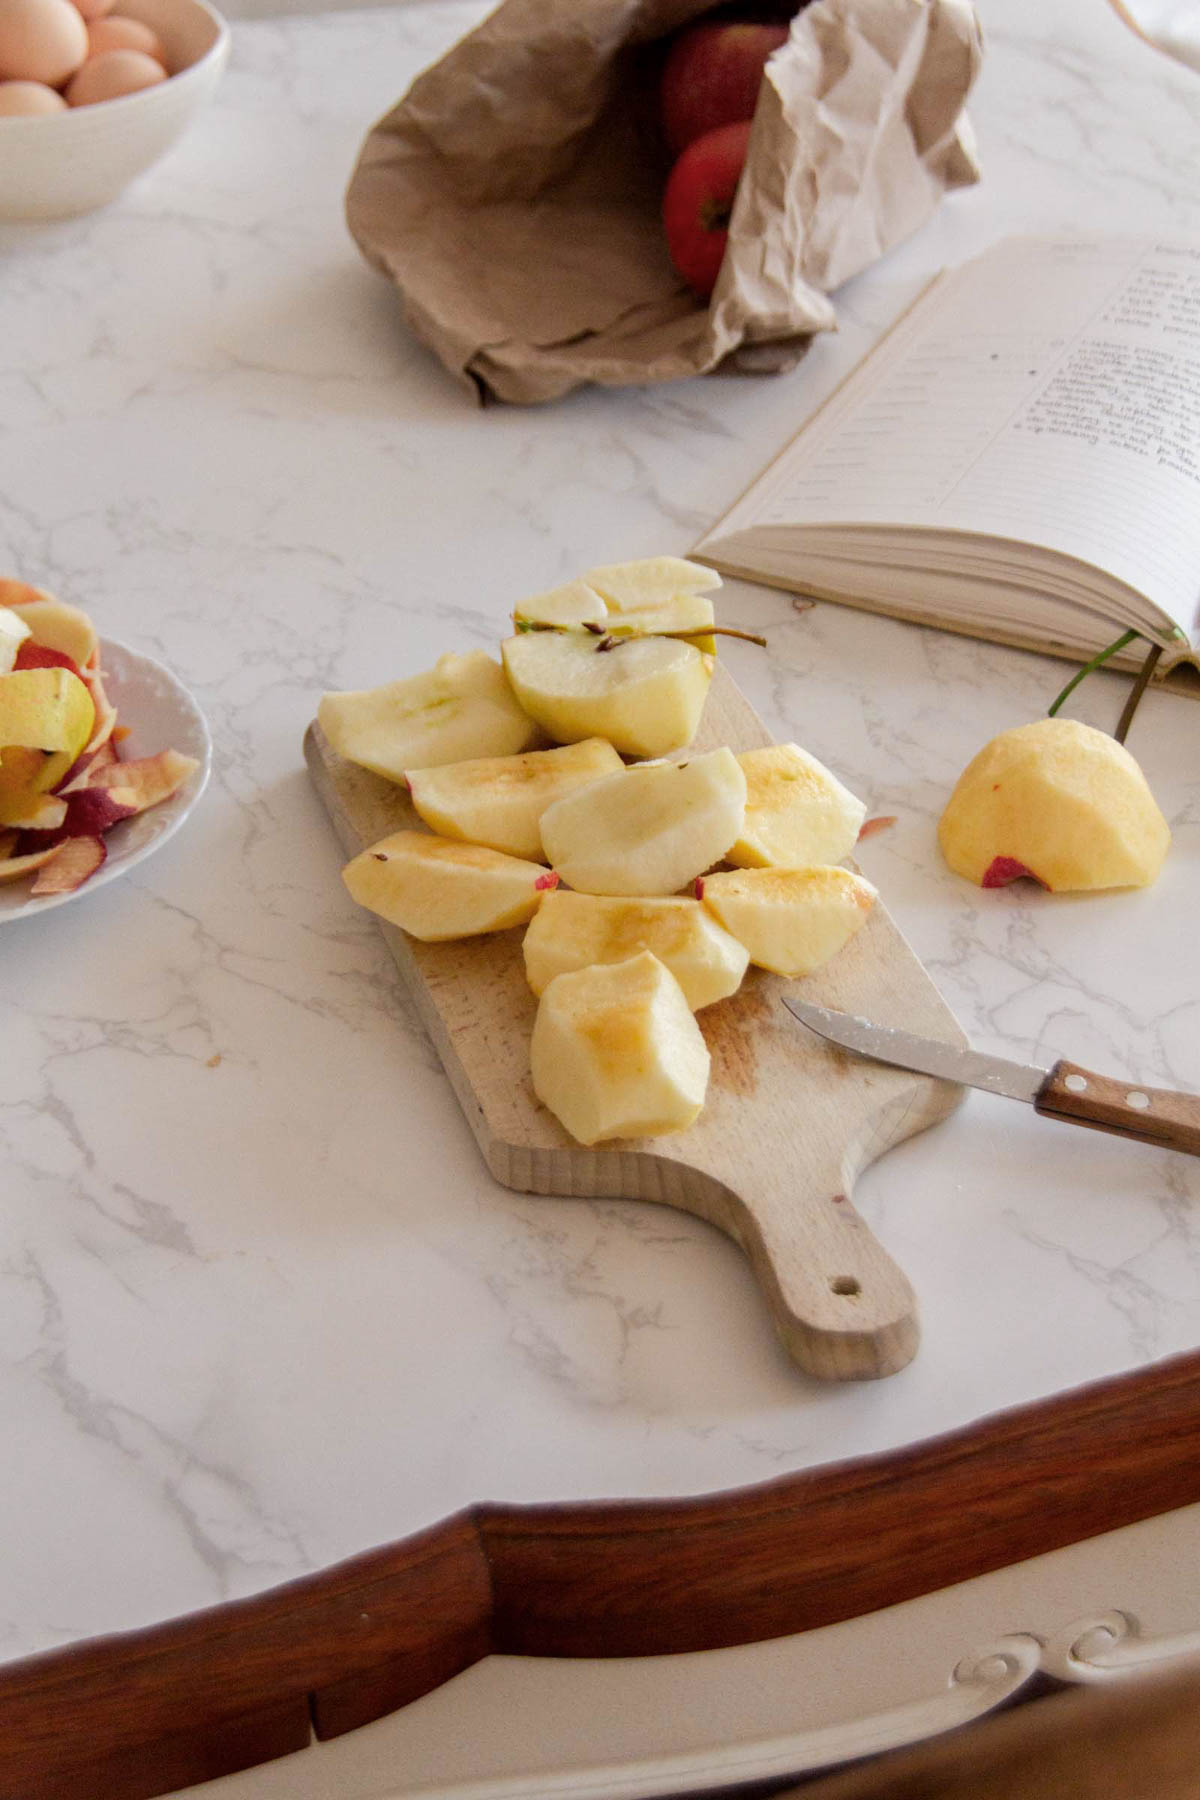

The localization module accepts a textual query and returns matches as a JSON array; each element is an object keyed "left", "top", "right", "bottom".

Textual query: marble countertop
[{"left": 1, "top": 0, "right": 1199, "bottom": 1775}]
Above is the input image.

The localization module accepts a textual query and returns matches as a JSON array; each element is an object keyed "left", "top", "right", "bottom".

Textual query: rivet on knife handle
[{"left": 1037, "top": 1061, "right": 1200, "bottom": 1157}]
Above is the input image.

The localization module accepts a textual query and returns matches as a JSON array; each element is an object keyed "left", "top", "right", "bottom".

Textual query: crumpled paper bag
[{"left": 345, "top": 0, "right": 982, "bottom": 405}]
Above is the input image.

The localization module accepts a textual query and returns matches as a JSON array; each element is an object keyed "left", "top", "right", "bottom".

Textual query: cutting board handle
[{"left": 718, "top": 1171, "right": 920, "bottom": 1382}]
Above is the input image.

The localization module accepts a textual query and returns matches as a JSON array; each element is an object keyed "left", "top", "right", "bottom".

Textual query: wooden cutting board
[{"left": 304, "top": 664, "right": 966, "bottom": 1382}]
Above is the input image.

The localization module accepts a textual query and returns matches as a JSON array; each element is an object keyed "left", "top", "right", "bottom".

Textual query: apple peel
[
  {"left": 981, "top": 856, "right": 1046, "bottom": 890},
  {"left": 0, "top": 844, "right": 60, "bottom": 884},
  {"left": 58, "top": 737, "right": 120, "bottom": 792},
  {"left": 81, "top": 748, "right": 199, "bottom": 807},
  {"left": 29, "top": 834, "right": 107, "bottom": 896},
  {"left": 80, "top": 660, "right": 118, "bottom": 758},
  {"left": 14, "top": 642, "right": 81, "bottom": 676},
  {"left": 4, "top": 793, "right": 68, "bottom": 832}
]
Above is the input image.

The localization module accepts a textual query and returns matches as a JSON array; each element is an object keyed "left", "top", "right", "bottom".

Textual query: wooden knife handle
[{"left": 1037, "top": 1060, "right": 1200, "bottom": 1156}]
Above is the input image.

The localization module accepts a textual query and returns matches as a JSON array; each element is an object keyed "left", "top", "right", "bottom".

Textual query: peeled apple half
[
  {"left": 938, "top": 718, "right": 1170, "bottom": 891},
  {"left": 501, "top": 630, "right": 712, "bottom": 759}
]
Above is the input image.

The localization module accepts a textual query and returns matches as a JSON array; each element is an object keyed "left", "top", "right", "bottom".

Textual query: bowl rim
[{"left": 0, "top": 0, "right": 230, "bottom": 129}]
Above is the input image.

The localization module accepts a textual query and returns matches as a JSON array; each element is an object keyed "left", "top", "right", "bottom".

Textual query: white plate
[{"left": 0, "top": 638, "right": 212, "bottom": 921}]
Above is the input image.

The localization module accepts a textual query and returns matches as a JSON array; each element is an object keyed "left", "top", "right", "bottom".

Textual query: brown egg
[
  {"left": 0, "top": 75, "right": 68, "bottom": 112},
  {"left": 65, "top": 44, "right": 165, "bottom": 103},
  {"left": 0, "top": 0, "right": 88, "bottom": 86},
  {"left": 71, "top": 0, "right": 117, "bottom": 21},
  {"left": 85, "top": 13, "right": 163, "bottom": 61}
]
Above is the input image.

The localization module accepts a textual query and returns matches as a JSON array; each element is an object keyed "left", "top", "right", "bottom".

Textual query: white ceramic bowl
[{"left": 0, "top": 0, "right": 229, "bottom": 220}]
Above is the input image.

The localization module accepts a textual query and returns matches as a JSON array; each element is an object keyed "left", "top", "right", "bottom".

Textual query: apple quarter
[
  {"left": 530, "top": 950, "right": 710, "bottom": 1146},
  {"left": 699, "top": 865, "right": 877, "bottom": 978},
  {"left": 342, "top": 829, "right": 557, "bottom": 942},
  {"left": 727, "top": 743, "right": 867, "bottom": 870},
  {"left": 406, "top": 737, "right": 622, "bottom": 861},
  {"left": 522, "top": 891, "right": 749, "bottom": 1010},
  {"left": 318, "top": 649, "right": 538, "bottom": 784},
  {"left": 538, "top": 747, "right": 747, "bottom": 897}
]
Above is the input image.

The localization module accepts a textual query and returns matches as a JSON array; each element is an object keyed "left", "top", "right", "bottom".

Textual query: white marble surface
[{"left": 1, "top": 0, "right": 1199, "bottom": 1744}]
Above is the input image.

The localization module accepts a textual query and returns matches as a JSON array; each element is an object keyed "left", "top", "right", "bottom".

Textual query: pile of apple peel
[
  {"left": 0, "top": 583, "right": 199, "bottom": 899},
  {"left": 320, "top": 557, "right": 881, "bottom": 1148}
]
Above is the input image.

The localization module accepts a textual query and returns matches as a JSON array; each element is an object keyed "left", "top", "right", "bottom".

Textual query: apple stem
[
  {"left": 1046, "top": 628, "right": 1163, "bottom": 742},
  {"left": 664, "top": 626, "right": 768, "bottom": 648},
  {"left": 1113, "top": 641, "right": 1164, "bottom": 744},
  {"left": 1046, "top": 629, "right": 1139, "bottom": 723}
]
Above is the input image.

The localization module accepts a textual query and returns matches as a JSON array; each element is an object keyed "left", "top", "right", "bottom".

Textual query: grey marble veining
[{"left": 0, "top": 0, "right": 1198, "bottom": 1679}]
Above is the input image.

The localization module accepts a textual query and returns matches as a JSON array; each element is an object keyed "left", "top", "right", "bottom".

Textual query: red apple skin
[
  {"left": 662, "top": 118, "right": 752, "bottom": 300},
  {"left": 659, "top": 20, "right": 789, "bottom": 157}
]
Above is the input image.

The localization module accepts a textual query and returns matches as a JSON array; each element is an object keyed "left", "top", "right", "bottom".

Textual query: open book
[{"left": 693, "top": 237, "right": 1200, "bottom": 693}]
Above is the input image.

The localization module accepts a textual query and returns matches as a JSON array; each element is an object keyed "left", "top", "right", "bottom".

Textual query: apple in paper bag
[
  {"left": 658, "top": 19, "right": 790, "bottom": 157},
  {"left": 662, "top": 119, "right": 752, "bottom": 300}
]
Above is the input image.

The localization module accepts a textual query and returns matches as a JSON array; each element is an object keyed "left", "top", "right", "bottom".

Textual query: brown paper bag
[{"left": 345, "top": 0, "right": 982, "bottom": 404}]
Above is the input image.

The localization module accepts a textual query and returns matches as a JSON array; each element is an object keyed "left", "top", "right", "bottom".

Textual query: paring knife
[{"left": 781, "top": 996, "right": 1200, "bottom": 1157}]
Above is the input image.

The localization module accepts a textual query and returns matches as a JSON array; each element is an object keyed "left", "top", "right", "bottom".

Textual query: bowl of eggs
[{"left": 0, "top": 0, "right": 229, "bottom": 218}]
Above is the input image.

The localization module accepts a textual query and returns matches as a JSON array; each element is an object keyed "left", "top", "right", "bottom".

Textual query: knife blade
[{"left": 780, "top": 995, "right": 1200, "bottom": 1157}]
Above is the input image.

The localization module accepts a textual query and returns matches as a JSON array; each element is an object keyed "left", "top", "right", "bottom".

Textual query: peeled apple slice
[
  {"left": 501, "top": 630, "right": 712, "bottom": 759},
  {"left": 699, "top": 866, "right": 877, "bottom": 978},
  {"left": 602, "top": 593, "right": 717, "bottom": 654},
  {"left": 530, "top": 950, "right": 710, "bottom": 1145},
  {"left": 406, "top": 737, "right": 622, "bottom": 861},
  {"left": 318, "top": 650, "right": 538, "bottom": 784},
  {"left": 582, "top": 557, "right": 721, "bottom": 613},
  {"left": 522, "top": 890, "right": 749, "bottom": 1010},
  {"left": 513, "top": 580, "right": 608, "bottom": 629},
  {"left": 538, "top": 747, "right": 746, "bottom": 897},
  {"left": 342, "top": 830, "right": 557, "bottom": 941},
  {"left": 727, "top": 743, "right": 867, "bottom": 870}
]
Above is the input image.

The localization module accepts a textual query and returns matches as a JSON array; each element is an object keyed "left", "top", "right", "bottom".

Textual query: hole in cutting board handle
[{"left": 830, "top": 1275, "right": 862, "bottom": 1297}]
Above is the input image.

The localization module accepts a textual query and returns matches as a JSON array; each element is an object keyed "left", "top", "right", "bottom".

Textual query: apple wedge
[
  {"left": 530, "top": 950, "right": 710, "bottom": 1145},
  {"left": 699, "top": 866, "right": 877, "bottom": 978},
  {"left": 513, "top": 580, "right": 608, "bottom": 630},
  {"left": 407, "top": 738, "right": 622, "bottom": 861},
  {"left": 727, "top": 744, "right": 867, "bottom": 870},
  {"left": 938, "top": 717, "right": 1171, "bottom": 891},
  {"left": 501, "top": 629, "right": 713, "bottom": 759},
  {"left": 342, "top": 830, "right": 558, "bottom": 941},
  {"left": 582, "top": 556, "right": 721, "bottom": 613},
  {"left": 523, "top": 890, "right": 748, "bottom": 1010},
  {"left": 539, "top": 747, "right": 746, "bottom": 896},
  {"left": 319, "top": 650, "right": 538, "bottom": 784}
]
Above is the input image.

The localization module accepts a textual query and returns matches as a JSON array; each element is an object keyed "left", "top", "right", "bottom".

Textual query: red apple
[
  {"left": 662, "top": 118, "right": 752, "bottom": 300},
  {"left": 659, "top": 20, "right": 789, "bottom": 157}
]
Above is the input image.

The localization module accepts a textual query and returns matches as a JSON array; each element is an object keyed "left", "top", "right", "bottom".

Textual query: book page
[{"left": 705, "top": 238, "right": 1200, "bottom": 650}]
